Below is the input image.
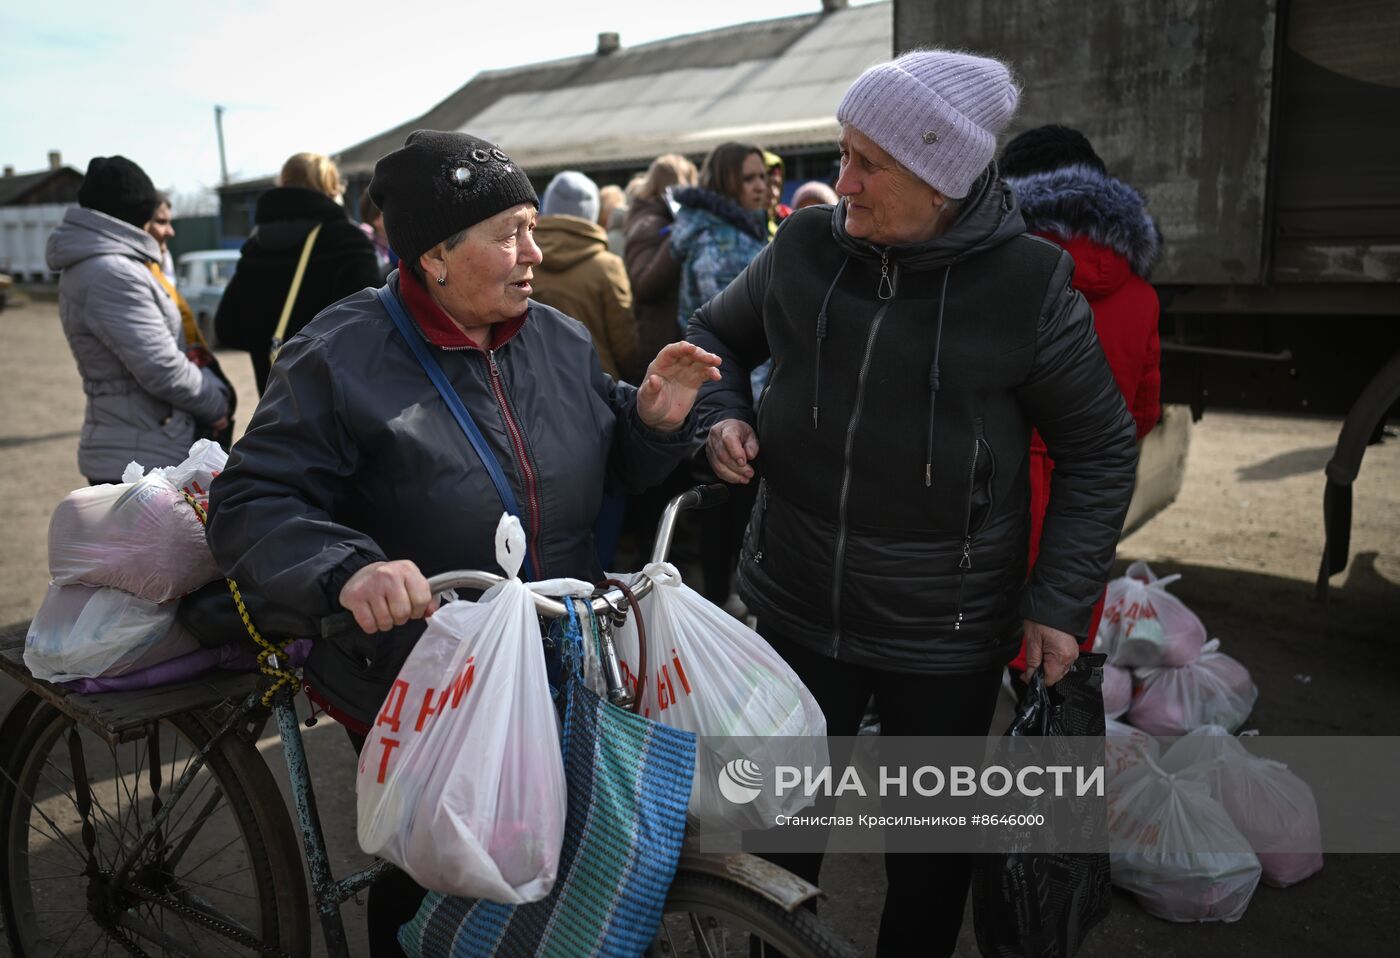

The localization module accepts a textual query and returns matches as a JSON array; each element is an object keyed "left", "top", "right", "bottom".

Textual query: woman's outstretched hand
[{"left": 636, "top": 342, "right": 722, "bottom": 432}]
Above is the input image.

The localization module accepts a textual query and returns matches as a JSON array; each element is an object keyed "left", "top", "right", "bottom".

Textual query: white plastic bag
[
  {"left": 611, "top": 562, "right": 828, "bottom": 832},
  {"left": 356, "top": 515, "right": 568, "bottom": 904},
  {"left": 1128, "top": 639, "right": 1258, "bottom": 735},
  {"left": 124, "top": 439, "right": 229, "bottom": 514},
  {"left": 1108, "top": 753, "right": 1261, "bottom": 922},
  {"left": 48, "top": 473, "right": 221, "bottom": 602},
  {"left": 1104, "top": 716, "right": 1158, "bottom": 780},
  {"left": 1096, "top": 561, "right": 1206, "bottom": 668},
  {"left": 1103, "top": 663, "right": 1133, "bottom": 719},
  {"left": 1161, "top": 727, "right": 1323, "bottom": 887},
  {"left": 24, "top": 582, "right": 192, "bottom": 682}
]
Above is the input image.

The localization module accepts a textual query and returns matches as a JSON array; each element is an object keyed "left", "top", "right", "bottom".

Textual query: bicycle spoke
[
  {"left": 171, "top": 871, "right": 258, "bottom": 901},
  {"left": 161, "top": 786, "right": 225, "bottom": 868},
  {"left": 37, "top": 760, "right": 129, "bottom": 868},
  {"left": 22, "top": 799, "right": 93, "bottom": 863},
  {"left": 689, "top": 913, "right": 720, "bottom": 958}
]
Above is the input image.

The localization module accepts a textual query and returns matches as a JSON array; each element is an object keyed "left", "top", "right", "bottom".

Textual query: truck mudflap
[{"left": 1317, "top": 348, "right": 1400, "bottom": 601}]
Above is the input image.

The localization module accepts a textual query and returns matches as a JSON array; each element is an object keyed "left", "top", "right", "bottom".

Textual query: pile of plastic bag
[
  {"left": 1095, "top": 561, "right": 1257, "bottom": 734},
  {"left": 1097, "top": 563, "right": 1322, "bottom": 922},
  {"left": 24, "top": 440, "right": 227, "bottom": 683},
  {"left": 357, "top": 515, "right": 828, "bottom": 906}
]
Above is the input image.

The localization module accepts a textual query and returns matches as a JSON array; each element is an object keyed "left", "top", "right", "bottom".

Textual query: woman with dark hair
[
  {"left": 672, "top": 142, "right": 769, "bottom": 332},
  {"left": 670, "top": 141, "right": 770, "bottom": 607}
]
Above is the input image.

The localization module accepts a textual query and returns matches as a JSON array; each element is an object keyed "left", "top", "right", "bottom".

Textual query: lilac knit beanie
[{"left": 837, "top": 49, "right": 1020, "bottom": 199}]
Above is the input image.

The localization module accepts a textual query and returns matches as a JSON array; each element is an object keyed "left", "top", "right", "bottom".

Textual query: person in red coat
[{"left": 1000, "top": 125, "right": 1163, "bottom": 679}]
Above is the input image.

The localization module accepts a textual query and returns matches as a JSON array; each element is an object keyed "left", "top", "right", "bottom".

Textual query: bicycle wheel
[
  {"left": 0, "top": 703, "right": 310, "bottom": 957},
  {"left": 653, "top": 870, "right": 857, "bottom": 958}
]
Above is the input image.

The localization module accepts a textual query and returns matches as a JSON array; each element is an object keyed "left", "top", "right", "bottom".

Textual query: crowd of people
[{"left": 45, "top": 45, "right": 1162, "bottom": 958}]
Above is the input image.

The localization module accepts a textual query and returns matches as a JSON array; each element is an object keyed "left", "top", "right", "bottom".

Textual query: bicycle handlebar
[{"left": 319, "top": 484, "right": 730, "bottom": 637}]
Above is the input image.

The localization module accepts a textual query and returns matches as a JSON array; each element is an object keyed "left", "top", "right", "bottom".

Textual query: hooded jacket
[
  {"left": 1006, "top": 163, "right": 1164, "bottom": 671},
  {"left": 206, "top": 269, "right": 695, "bottom": 728},
  {"left": 532, "top": 214, "right": 637, "bottom": 380},
  {"left": 686, "top": 171, "right": 1138, "bottom": 674},
  {"left": 214, "top": 186, "right": 381, "bottom": 393},
  {"left": 671, "top": 187, "right": 768, "bottom": 329},
  {"left": 624, "top": 194, "right": 685, "bottom": 376},
  {"left": 47, "top": 206, "right": 230, "bottom": 480},
  {"left": 1008, "top": 164, "right": 1162, "bottom": 442}
]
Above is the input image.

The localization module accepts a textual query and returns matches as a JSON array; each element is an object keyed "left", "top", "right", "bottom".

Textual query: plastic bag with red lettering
[
  {"left": 610, "top": 561, "right": 828, "bottom": 832},
  {"left": 356, "top": 515, "right": 579, "bottom": 904},
  {"left": 1104, "top": 716, "right": 1158, "bottom": 781},
  {"left": 1096, "top": 561, "right": 1206, "bottom": 668},
  {"left": 1108, "top": 752, "right": 1261, "bottom": 922},
  {"left": 47, "top": 472, "right": 220, "bottom": 602},
  {"left": 1160, "top": 727, "right": 1323, "bottom": 888}
]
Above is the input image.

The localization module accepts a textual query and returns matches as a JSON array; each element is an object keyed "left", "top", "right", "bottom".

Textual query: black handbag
[{"left": 972, "top": 653, "right": 1112, "bottom": 958}]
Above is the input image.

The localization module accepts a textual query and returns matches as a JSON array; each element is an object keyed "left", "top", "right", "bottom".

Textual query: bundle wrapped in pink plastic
[
  {"left": 1160, "top": 727, "right": 1323, "bottom": 888},
  {"left": 1108, "top": 753, "right": 1261, "bottom": 922},
  {"left": 24, "top": 582, "right": 200, "bottom": 682},
  {"left": 1103, "top": 663, "right": 1133, "bottom": 718},
  {"left": 48, "top": 472, "right": 220, "bottom": 602},
  {"left": 1095, "top": 561, "right": 1207, "bottom": 668},
  {"left": 1127, "top": 639, "right": 1258, "bottom": 735},
  {"left": 122, "top": 438, "right": 228, "bottom": 515}
]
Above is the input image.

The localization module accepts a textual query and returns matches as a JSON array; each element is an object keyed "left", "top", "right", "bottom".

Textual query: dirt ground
[{"left": 1, "top": 294, "right": 1397, "bottom": 956}]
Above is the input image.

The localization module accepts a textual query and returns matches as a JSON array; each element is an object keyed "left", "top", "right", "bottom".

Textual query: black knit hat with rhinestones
[{"left": 368, "top": 130, "right": 538, "bottom": 266}]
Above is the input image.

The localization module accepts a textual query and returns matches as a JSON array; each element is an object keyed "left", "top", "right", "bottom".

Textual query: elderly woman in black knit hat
[{"left": 206, "top": 130, "right": 720, "bottom": 954}]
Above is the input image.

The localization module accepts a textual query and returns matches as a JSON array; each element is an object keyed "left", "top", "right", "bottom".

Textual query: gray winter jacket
[{"left": 47, "top": 207, "right": 229, "bottom": 479}]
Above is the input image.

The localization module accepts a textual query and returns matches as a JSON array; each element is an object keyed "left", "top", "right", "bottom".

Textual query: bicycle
[{"left": 0, "top": 485, "right": 855, "bottom": 957}]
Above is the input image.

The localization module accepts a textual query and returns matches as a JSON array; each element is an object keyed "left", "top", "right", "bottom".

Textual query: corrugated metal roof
[{"left": 333, "top": 2, "right": 890, "bottom": 178}]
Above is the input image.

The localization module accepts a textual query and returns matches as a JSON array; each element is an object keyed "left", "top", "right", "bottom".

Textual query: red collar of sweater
[{"left": 398, "top": 268, "right": 527, "bottom": 351}]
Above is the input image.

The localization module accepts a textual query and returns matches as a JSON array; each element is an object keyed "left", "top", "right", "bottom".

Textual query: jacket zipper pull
[
  {"left": 877, "top": 251, "right": 894, "bottom": 301},
  {"left": 959, "top": 538, "right": 972, "bottom": 570}
]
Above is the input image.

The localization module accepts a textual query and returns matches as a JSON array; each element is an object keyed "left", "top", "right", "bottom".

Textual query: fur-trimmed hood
[
  {"left": 1006, "top": 164, "right": 1162, "bottom": 279},
  {"left": 671, "top": 187, "right": 768, "bottom": 246}
]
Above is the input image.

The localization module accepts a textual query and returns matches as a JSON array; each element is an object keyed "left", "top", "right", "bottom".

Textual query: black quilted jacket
[{"left": 686, "top": 173, "right": 1137, "bottom": 674}]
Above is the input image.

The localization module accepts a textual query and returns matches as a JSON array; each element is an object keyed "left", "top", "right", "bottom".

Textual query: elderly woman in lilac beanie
[{"left": 687, "top": 50, "right": 1137, "bottom": 955}]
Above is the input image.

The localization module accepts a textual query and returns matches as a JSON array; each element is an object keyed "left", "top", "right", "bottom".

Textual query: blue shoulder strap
[{"left": 374, "top": 284, "right": 531, "bottom": 573}]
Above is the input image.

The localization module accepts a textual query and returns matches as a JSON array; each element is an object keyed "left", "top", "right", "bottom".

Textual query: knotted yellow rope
[{"left": 183, "top": 492, "right": 301, "bottom": 705}]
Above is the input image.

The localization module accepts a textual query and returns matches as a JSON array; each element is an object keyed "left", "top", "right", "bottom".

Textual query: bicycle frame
[{"left": 2, "top": 483, "right": 826, "bottom": 956}]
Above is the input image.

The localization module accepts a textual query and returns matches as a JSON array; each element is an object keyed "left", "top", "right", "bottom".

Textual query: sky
[{"left": 2, "top": 0, "right": 880, "bottom": 210}]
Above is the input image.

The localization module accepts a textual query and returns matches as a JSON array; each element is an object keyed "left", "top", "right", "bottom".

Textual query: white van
[{"left": 176, "top": 250, "right": 240, "bottom": 346}]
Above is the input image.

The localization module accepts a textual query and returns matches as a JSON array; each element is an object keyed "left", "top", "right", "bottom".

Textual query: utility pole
[{"left": 214, "top": 105, "right": 229, "bottom": 186}]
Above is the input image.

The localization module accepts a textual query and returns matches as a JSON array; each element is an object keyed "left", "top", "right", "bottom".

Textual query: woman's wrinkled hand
[
  {"left": 339, "top": 560, "right": 439, "bottom": 634},
  {"left": 706, "top": 419, "right": 760, "bottom": 484},
  {"left": 1022, "top": 619, "right": 1081, "bottom": 686},
  {"left": 636, "top": 342, "right": 722, "bottom": 432}
]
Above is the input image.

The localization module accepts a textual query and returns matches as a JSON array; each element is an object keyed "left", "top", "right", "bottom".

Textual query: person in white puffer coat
[{"left": 47, "top": 156, "right": 230, "bottom": 484}]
